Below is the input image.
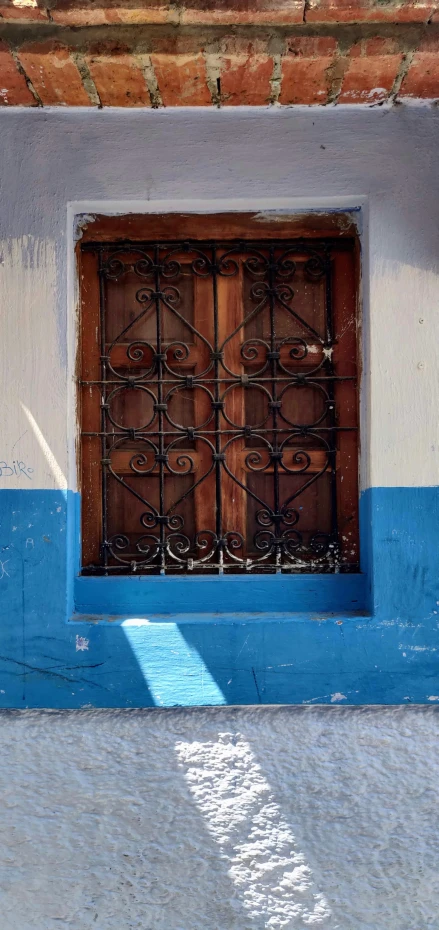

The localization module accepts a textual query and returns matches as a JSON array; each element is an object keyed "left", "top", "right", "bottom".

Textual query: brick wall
[{"left": 0, "top": 1, "right": 438, "bottom": 105}]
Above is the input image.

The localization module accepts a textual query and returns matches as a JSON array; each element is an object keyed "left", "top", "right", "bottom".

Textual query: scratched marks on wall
[{"left": 0, "top": 461, "right": 33, "bottom": 480}]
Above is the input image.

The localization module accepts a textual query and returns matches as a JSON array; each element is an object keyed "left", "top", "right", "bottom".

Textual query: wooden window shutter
[{"left": 79, "top": 214, "right": 359, "bottom": 575}]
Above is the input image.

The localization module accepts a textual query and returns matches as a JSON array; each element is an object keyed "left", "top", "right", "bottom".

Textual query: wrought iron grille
[{"left": 81, "top": 238, "right": 358, "bottom": 574}]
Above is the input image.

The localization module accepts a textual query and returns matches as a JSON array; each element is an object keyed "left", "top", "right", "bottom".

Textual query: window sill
[
  {"left": 73, "top": 572, "right": 368, "bottom": 618},
  {"left": 71, "top": 609, "right": 371, "bottom": 625}
]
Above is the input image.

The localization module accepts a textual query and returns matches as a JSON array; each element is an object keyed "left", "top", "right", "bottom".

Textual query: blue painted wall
[{"left": 1, "top": 487, "right": 438, "bottom": 707}]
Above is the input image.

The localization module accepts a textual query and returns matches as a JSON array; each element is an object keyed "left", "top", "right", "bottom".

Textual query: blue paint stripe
[{"left": 0, "top": 487, "right": 438, "bottom": 707}]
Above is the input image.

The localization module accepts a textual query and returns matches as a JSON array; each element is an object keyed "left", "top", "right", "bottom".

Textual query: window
[{"left": 79, "top": 214, "right": 359, "bottom": 576}]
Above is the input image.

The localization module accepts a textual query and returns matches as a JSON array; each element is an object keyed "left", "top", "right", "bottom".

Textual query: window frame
[{"left": 73, "top": 209, "right": 365, "bottom": 618}]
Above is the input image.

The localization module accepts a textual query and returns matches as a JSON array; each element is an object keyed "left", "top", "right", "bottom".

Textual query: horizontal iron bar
[
  {"left": 81, "top": 376, "right": 357, "bottom": 385},
  {"left": 81, "top": 238, "right": 355, "bottom": 252},
  {"left": 82, "top": 564, "right": 359, "bottom": 575},
  {"left": 82, "top": 426, "right": 357, "bottom": 437}
]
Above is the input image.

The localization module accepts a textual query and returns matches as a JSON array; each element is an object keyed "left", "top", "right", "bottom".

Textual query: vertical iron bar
[
  {"left": 154, "top": 243, "right": 166, "bottom": 574},
  {"left": 212, "top": 244, "right": 223, "bottom": 573},
  {"left": 98, "top": 250, "right": 108, "bottom": 572},
  {"left": 268, "top": 244, "right": 281, "bottom": 571},
  {"left": 324, "top": 249, "right": 338, "bottom": 570}
]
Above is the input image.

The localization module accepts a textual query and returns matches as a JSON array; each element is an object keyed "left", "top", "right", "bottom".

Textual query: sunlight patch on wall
[
  {"left": 175, "top": 732, "right": 331, "bottom": 927},
  {"left": 121, "top": 620, "right": 226, "bottom": 705},
  {"left": 20, "top": 403, "right": 67, "bottom": 490}
]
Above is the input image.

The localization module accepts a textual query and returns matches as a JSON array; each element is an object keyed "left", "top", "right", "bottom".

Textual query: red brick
[
  {"left": 218, "top": 39, "right": 273, "bottom": 105},
  {"left": 151, "top": 52, "right": 211, "bottom": 106},
  {"left": 306, "top": 0, "right": 435, "bottom": 22},
  {"left": 86, "top": 46, "right": 151, "bottom": 106},
  {"left": 399, "top": 37, "right": 439, "bottom": 98},
  {"left": 17, "top": 42, "right": 91, "bottom": 105},
  {"left": 51, "top": 0, "right": 170, "bottom": 25},
  {"left": 50, "top": 0, "right": 305, "bottom": 25},
  {"left": 338, "top": 38, "right": 403, "bottom": 103},
  {"left": 180, "top": 0, "right": 304, "bottom": 25},
  {"left": 0, "top": 40, "right": 36, "bottom": 105},
  {"left": 279, "top": 37, "right": 337, "bottom": 105},
  {"left": 0, "top": 2, "right": 48, "bottom": 22}
]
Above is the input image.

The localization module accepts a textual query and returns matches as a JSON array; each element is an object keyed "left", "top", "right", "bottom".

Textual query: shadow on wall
[
  {"left": 1, "top": 108, "right": 439, "bottom": 275},
  {"left": 0, "top": 707, "right": 338, "bottom": 930}
]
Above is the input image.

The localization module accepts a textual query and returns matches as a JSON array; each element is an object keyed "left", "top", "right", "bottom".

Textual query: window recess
[{"left": 79, "top": 215, "right": 359, "bottom": 576}]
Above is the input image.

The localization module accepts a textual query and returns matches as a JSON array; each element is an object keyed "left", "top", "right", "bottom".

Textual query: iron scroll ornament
[{"left": 80, "top": 238, "right": 357, "bottom": 574}]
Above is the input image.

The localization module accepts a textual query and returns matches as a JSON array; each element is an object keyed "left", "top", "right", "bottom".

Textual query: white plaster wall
[
  {"left": 0, "top": 706, "right": 438, "bottom": 930},
  {"left": 0, "top": 106, "right": 438, "bottom": 490},
  {"left": 0, "top": 236, "right": 67, "bottom": 490}
]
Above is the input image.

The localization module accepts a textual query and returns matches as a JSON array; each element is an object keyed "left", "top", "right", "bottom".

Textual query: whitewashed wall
[
  {"left": 1, "top": 707, "right": 438, "bottom": 930},
  {"left": 0, "top": 105, "right": 438, "bottom": 492}
]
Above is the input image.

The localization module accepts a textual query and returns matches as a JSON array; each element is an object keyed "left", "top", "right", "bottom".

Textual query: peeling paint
[{"left": 73, "top": 212, "right": 97, "bottom": 244}]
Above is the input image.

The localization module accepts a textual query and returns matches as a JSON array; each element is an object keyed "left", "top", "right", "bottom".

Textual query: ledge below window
[{"left": 73, "top": 572, "right": 368, "bottom": 618}]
